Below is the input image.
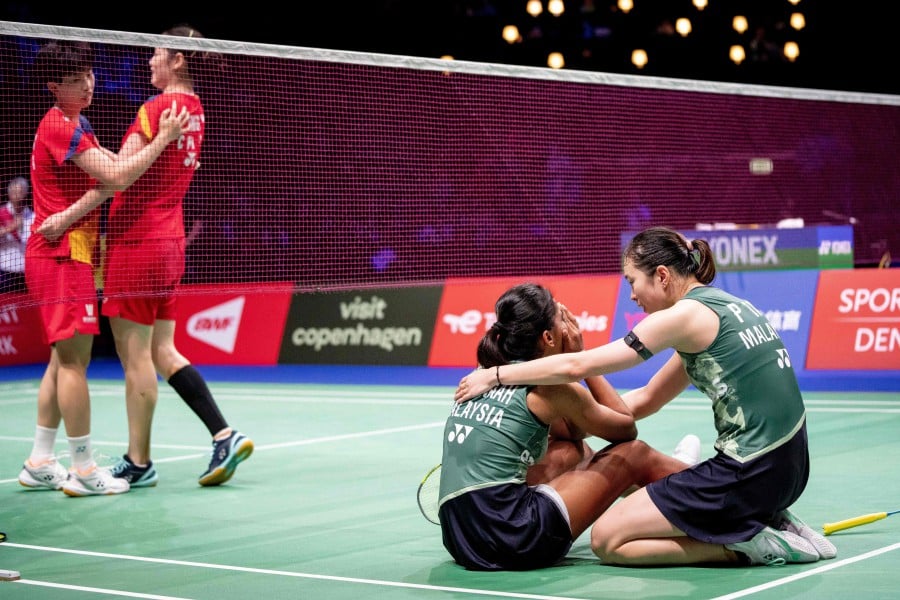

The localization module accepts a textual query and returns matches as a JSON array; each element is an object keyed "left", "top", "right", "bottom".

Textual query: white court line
[
  {"left": 5, "top": 542, "right": 900, "bottom": 600},
  {"left": 0, "top": 423, "right": 445, "bottom": 486},
  {"left": 708, "top": 542, "right": 900, "bottom": 600},
  {"left": 3, "top": 384, "right": 900, "bottom": 486},
  {"left": 3, "top": 385, "right": 899, "bottom": 598},
  {"left": 2, "top": 542, "right": 588, "bottom": 600},
  {"left": 5, "top": 382, "right": 899, "bottom": 406},
  {"left": 7, "top": 578, "right": 192, "bottom": 599}
]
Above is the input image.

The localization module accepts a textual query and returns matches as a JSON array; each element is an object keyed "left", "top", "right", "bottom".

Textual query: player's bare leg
[{"left": 110, "top": 317, "right": 157, "bottom": 465}]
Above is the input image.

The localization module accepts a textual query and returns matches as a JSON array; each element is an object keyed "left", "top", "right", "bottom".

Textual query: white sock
[
  {"left": 68, "top": 434, "right": 95, "bottom": 473},
  {"left": 28, "top": 425, "right": 58, "bottom": 464}
]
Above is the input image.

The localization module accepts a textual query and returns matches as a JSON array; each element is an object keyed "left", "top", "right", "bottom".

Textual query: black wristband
[
  {"left": 624, "top": 330, "right": 654, "bottom": 361},
  {"left": 495, "top": 365, "right": 503, "bottom": 386}
]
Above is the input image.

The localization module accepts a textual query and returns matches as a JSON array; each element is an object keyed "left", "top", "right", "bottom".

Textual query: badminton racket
[
  {"left": 823, "top": 510, "right": 900, "bottom": 535},
  {"left": 416, "top": 463, "right": 442, "bottom": 525}
]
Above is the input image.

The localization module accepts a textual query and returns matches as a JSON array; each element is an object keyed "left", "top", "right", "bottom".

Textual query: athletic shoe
[
  {"left": 726, "top": 526, "right": 820, "bottom": 566},
  {"left": 773, "top": 508, "right": 837, "bottom": 560},
  {"left": 672, "top": 434, "right": 701, "bottom": 466},
  {"left": 18, "top": 458, "right": 69, "bottom": 490},
  {"left": 62, "top": 466, "right": 131, "bottom": 497},
  {"left": 109, "top": 454, "right": 159, "bottom": 488},
  {"left": 198, "top": 430, "right": 254, "bottom": 487}
]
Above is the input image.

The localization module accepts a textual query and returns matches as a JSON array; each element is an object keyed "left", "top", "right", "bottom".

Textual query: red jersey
[
  {"left": 106, "top": 92, "right": 204, "bottom": 243},
  {"left": 27, "top": 107, "right": 101, "bottom": 262}
]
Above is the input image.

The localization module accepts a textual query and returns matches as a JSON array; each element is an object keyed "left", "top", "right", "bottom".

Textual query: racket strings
[{"left": 417, "top": 464, "right": 441, "bottom": 525}]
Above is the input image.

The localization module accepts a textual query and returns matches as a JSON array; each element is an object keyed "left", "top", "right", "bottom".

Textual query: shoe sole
[
  {"left": 62, "top": 486, "right": 130, "bottom": 497},
  {"left": 18, "top": 478, "right": 64, "bottom": 491},
  {"left": 125, "top": 472, "right": 159, "bottom": 488},
  {"left": 198, "top": 439, "right": 254, "bottom": 487},
  {"left": 130, "top": 479, "right": 159, "bottom": 488},
  {"left": 18, "top": 471, "right": 66, "bottom": 490}
]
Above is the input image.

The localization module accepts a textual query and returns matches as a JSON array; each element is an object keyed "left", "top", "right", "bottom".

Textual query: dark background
[
  {"left": 2, "top": 0, "right": 899, "bottom": 96},
  {"left": 1, "top": 0, "right": 896, "bottom": 296}
]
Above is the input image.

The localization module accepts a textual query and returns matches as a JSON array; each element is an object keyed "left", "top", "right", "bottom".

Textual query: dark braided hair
[{"left": 476, "top": 282, "right": 557, "bottom": 368}]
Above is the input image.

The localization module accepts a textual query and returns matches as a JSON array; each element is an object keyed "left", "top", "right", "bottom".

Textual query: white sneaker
[
  {"left": 726, "top": 525, "right": 820, "bottom": 566},
  {"left": 62, "top": 466, "right": 131, "bottom": 497},
  {"left": 18, "top": 458, "right": 69, "bottom": 490},
  {"left": 672, "top": 434, "right": 701, "bottom": 466},
  {"left": 773, "top": 508, "right": 837, "bottom": 559}
]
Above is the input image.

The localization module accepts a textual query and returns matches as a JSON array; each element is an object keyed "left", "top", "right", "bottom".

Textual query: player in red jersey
[
  {"left": 19, "top": 40, "right": 188, "bottom": 496},
  {"left": 101, "top": 25, "right": 254, "bottom": 488}
]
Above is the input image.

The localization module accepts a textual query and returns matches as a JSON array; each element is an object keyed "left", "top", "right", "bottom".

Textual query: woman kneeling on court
[
  {"left": 455, "top": 227, "right": 838, "bottom": 567},
  {"left": 438, "top": 282, "right": 698, "bottom": 571}
]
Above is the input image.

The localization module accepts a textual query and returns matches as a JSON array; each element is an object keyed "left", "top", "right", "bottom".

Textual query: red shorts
[
  {"left": 25, "top": 255, "right": 101, "bottom": 344},
  {"left": 102, "top": 238, "right": 185, "bottom": 326}
]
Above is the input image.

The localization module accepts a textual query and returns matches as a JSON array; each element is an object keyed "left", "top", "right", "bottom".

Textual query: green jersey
[
  {"left": 677, "top": 286, "right": 806, "bottom": 463},
  {"left": 439, "top": 382, "right": 546, "bottom": 507}
]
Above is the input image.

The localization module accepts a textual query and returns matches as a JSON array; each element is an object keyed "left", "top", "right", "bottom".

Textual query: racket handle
[{"left": 822, "top": 512, "right": 887, "bottom": 535}]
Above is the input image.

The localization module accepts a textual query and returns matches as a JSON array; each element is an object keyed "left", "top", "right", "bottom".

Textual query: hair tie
[{"left": 690, "top": 248, "right": 701, "bottom": 266}]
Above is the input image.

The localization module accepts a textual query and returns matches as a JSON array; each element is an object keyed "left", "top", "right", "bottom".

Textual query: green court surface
[{"left": 1, "top": 370, "right": 898, "bottom": 599}]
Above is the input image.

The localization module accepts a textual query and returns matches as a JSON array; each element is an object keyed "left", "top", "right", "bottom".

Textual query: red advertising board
[
  {"left": 428, "top": 275, "right": 620, "bottom": 367},
  {"left": 174, "top": 283, "right": 293, "bottom": 365},
  {"left": 807, "top": 269, "right": 900, "bottom": 370},
  {"left": 0, "top": 293, "right": 52, "bottom": 365}
]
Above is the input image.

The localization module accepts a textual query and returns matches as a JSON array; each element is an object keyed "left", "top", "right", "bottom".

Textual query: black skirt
[{"left": 647, "top": 422, "right": 810, "bottom": 544}]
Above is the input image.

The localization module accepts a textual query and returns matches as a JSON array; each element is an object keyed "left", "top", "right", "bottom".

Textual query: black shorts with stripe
[{"left": 439, "top": 483, "right": 572, "bottom": 571}]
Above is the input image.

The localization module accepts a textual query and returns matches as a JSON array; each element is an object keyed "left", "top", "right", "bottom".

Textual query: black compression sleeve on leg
[{"left": 167, "top": 365, "right": 228, "bottom": 436}]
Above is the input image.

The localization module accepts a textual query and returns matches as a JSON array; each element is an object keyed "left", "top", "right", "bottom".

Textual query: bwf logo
[{"left": 186, "top": 297, "right": 245, "bottom": 353}]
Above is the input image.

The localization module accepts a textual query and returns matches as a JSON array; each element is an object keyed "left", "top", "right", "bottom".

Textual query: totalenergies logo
[{"left": 442, "top": 309, "right": 608, "bottom": 335}]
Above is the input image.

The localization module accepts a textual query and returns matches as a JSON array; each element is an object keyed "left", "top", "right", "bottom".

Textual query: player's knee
[
  {"left": 151, "top": 344, "right": 182, "bottom": 374},
  {"left": 590, "top": 522, "right": 621, "bottom": 564}
]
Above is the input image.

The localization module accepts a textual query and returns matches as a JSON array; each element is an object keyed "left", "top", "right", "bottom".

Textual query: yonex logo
[
  {"left": 818, "top": 240, "right": 852, "bottom": 255},
  {"left": 776, "top": 348, "right": 791, "bottom": 368},
  {"left": 186, "top": 297, "right": 245, "bottom": 353},
  {"left": 447, "top": 424, "right": 473, "bottom": 444}
]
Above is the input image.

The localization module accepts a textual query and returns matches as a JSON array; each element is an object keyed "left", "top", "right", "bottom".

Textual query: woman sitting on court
[
  {"left": 438, "top": 282, "right": 698, "bottom": 571},
  {"left": 455, "top": 227, "right": 837, "bottom": 567}
]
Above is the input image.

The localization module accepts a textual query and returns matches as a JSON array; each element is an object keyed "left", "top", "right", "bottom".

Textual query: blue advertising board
[{"left": 620, "top": 226, "right": 853, "bottom": 271}]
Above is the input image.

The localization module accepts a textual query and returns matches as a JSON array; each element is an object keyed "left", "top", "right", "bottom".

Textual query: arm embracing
[
  {"left": 72, "top": 102, "right": 189, "bottom": 190},
  {"left": 37, "top": 186, "right": 114, "bottom": 241}
]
